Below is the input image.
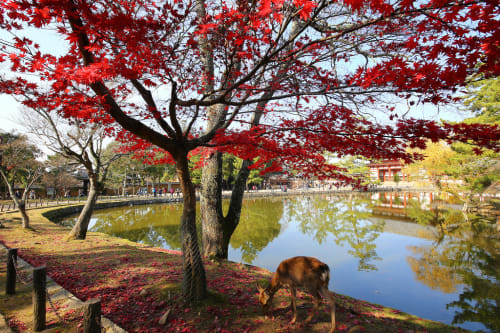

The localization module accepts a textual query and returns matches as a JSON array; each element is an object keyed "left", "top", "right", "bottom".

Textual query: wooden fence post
[
  {"left": 6, "top": 248, "right": 17, "bottom": 295},
  {"left": 32, "top": 266, "right": 46, "bottom": 331},
  {"left": 83, "top": 298, "right": 101, "bottom": 333}
]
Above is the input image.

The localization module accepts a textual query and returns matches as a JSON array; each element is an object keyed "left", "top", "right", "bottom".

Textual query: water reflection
[
  {"left": 230, "top": 198, "right": 284, "bottom": 263},
  {"left": 63, "top": 192, "right": 498, "bottom": 332},
  {"left": 286, "top": 194, "right": 383, "bottom": 271},
  {"left": 404, "top": 201, "right": 500, "bottom": 332},
  {"left": 89, "top": 204, "right": 188, "bottom": 249}
]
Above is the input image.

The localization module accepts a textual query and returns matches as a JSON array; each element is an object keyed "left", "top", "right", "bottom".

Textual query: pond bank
[
  {"left": 0, "top": 185, "right": 436, "bottom": 215},
  {"left": 0, "top": 206, "right": 475, "bottom": 332}
]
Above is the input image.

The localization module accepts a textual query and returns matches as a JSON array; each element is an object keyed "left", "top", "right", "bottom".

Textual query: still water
[{"left": 64, "top": 193, "right": 499, "bottom": 332}]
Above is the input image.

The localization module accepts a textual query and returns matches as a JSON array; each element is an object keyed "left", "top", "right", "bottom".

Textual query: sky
[
  {"left": 0, "top": 18, "right": 473, "bottom": 139},
  {"left": 0, "top": 96, "right": 24, "bottom": 133},
  {"left": 0, "top": 26, "right": 68, "bottom": 135}
]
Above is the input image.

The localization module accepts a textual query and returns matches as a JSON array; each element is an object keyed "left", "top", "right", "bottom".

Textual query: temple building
[{"left": 368, "top": 160, "right": 408, "bottom": 183}]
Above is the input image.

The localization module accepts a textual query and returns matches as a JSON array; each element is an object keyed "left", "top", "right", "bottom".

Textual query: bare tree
[
  {"left": 42, "top": 154, "right": 81, "bottom": 198},
  {"left": 23, "top": 110, "right": 123, "bottom": 239}
]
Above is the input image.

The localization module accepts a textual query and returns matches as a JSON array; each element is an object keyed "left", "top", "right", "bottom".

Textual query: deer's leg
[
  {"left": 319, "top": 287, "right": 336, "bottom": 333},
  {"left": 305, "top": 290, "right": 321, "bottom": 324},
  {"left": 290, "top": 287, "right": 298, "bottom": 324}
]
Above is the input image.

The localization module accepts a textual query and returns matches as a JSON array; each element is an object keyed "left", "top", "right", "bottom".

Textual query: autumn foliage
[
  {"left": 0, "top": 0, "right": 498, "bottom": 176},
  {"left": 1, "top": 0, "right": 499, "bottom": 301}
]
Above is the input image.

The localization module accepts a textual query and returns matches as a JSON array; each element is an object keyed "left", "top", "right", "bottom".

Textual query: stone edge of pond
[
  {"left": 40, "top": 197, "right": 182, "bottom": 223},
  {"left": 37, "top": 190, "right": 353, "bottom": 223}
]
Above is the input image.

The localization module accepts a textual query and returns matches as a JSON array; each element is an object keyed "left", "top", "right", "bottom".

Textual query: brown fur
[{"left": 257, "top": 256, "right": 337, "bottom": 332}]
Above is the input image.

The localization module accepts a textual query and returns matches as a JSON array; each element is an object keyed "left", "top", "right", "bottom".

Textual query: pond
[{"left": 64, "top": 192, "right": 499, "bottom": 332}]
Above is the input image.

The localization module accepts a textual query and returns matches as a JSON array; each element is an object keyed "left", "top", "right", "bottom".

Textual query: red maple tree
[{"left": 0, "top": 0, "right": 499, "bottom": 301}]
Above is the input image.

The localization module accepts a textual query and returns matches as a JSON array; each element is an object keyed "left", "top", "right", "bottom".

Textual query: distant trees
[
  {"left": 334, "top": 156, "right": 371, "bottom": 187},
  {"left": 0, "top": 133, "right": 43, "bottom": 228},
  {"left": 222, "top": 155, "right": 263, "bottom": 190},
  {"left": 463, "top": 77, "right": 499, "bottom": 124},
  {"left": 406, "top": 77, "right": 499, "bottom": 197},
  {"left": 23, "top": 110, "right": 123, "bottom": 240},
  {"left": 105, "top": 150, "right": 144, "bottom": 195},
  {"left": 42, "top": 154, "right": 80, "bottom": 198}
]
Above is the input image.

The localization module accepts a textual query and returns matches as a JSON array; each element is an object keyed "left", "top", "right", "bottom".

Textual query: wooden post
[
  {"left": 83, "top": 298, "right": 101, "bottom": 333},
  {"left": 32, "top": 266, "right": 46, "bottom": 331},
  {"left": 6, "top": 248, "right": 17, "bottom": 295}
]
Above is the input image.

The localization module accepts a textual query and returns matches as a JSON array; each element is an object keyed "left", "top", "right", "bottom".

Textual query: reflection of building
[
  {"left": 369, "top": 160, "right": 408, "bottom": 183},
  {"left": 369, "top": 217, "right": 435, "bottom": 240},
  {"left": 370, "top": 192, "right": 436, "bottom": 218}
]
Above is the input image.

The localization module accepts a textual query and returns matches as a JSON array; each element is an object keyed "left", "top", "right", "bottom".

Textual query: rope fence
[{"left": 4, "top": 248, "right": 101, "bottom": 333}]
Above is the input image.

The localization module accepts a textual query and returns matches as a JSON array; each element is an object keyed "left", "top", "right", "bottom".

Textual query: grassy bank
[{"left": 0, "top": 207, "right": 471, "bottom": 332}]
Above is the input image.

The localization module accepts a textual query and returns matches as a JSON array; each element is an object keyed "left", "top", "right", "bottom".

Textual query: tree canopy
[
  {"left": 1, "top": 0, "right": 499, "bottom": 176},
  {"left": 1, "top": 0, "right": 499, "bottom": 301}
]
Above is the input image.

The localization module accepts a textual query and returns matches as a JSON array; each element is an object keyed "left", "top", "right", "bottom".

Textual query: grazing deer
[{"left": 256, "top": 256, "right": 336, "bottom": 332}]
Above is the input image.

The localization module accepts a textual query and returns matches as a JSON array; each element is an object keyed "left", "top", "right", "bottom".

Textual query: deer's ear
[{"left": 256, "top": 283, "right": 264, "bottom": 293}]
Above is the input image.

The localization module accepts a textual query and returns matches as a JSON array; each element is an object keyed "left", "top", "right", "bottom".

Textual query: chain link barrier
[
  {"left": 10, "top": 255, "right": 69, "bottom": 325},
  {"left": 11, "top": 257, "right": 33, "bottom": 285}
]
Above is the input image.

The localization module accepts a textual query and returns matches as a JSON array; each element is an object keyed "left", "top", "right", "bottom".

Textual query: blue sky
[
  {"left": 0, "top": 96, "right": 25, "bottom": 133},
  {"left": 0, "top": 20, "right": 472, "bottom": 135}
]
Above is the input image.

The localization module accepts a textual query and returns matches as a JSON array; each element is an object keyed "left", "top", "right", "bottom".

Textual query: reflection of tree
[
  {"left": 406, "top": 206, "right": 499, "bottom": 332},
  {"left": 286, "top": 195, "right": 341, "bottom": 244},
  {"left": 229, "top": 198, "right": 283, "bottom": 263},
  {"left": 70, "top": 198, "right": 283, "bottom": 261},
  {"left": 406, "top": 246, "right": 461, "bottom": 293},
  {"left": 87, "top": 204, "right": 200, "bottom": 250},
  {"left": 447, "top": 258, "right": 499, "bottom": 333},
  {"left": 288, "top": 194, "right": 384, "bottom": 271},
  {"left": 405, "top": 197, "right": 468, "bottom": 237}
]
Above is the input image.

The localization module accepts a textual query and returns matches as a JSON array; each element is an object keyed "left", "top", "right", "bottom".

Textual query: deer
[{"left": 256, "top": 256, "right": 337, "bottom": 332}]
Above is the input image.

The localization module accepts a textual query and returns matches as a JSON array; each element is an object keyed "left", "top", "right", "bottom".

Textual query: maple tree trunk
[
  {"left": 201, "top": 151, "right": 225, "bottom": 258},
  {"left": 68, "top": 175, "right": 99, "bottom": 240},
  {"left": 200, "top": 94, "right": 270, "bottom": 259},
  {"left": 201, "top": 155, "right": 251, "bottom": 259},
  {"left": 176, "top": 153, "right": 207, "bottom": 301}
]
